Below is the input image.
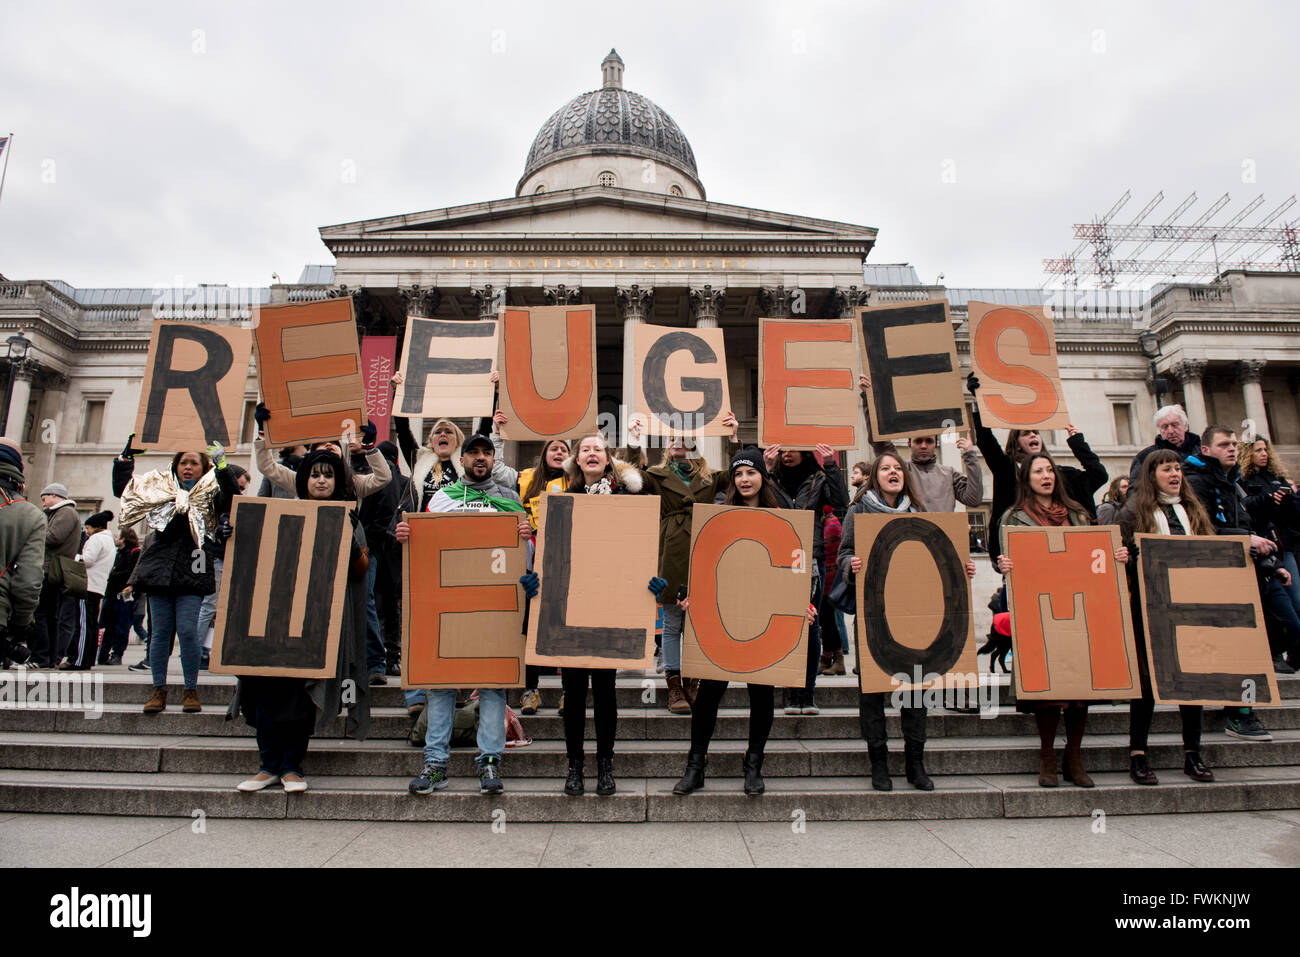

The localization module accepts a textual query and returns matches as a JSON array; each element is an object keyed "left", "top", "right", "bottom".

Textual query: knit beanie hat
[
  {"left": 729, "top": 448, "right": 769, "bottom": 481},
  {"left": 0, "top": 437, "right": 22, "bottom": 472}
]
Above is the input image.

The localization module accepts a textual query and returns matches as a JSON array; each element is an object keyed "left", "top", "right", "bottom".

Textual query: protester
[
  {"left": 1096, "top": 476, "right": 1130, "bottom": 526},
  {"left": 254, "top": 403, "right": 391, "bottom": 501},
  {"left": 1129, "top": 404, "right": 1202, "bottom": 483},
  {"left": 632, "top": 412, "right": 739, "bottom": 715},
  {"left": 1116, "top": 450, "right": 1217, "bottom": 785},
  {"left": 672, "top": 448, "right": 817, "bottom": 797},
  {"left": 229, "top": 448, "right": 372, "bottom": 793},
  {"left": 195, "top": 464, "right": 248, "bottom": 671},
  {"left": 557, "top": 432, "right": 657, "bottom": 797},
  {"left": 996, "top": 452, "right": 1129, "bottom": 788},
  {"left": 351, "top": 430, "right": 402, "bottom": 685},
  {"left": 1239, "top": 435, "right": 1300, "bottom": 622},
  {"left": 516, "top": 437, "right": 571, "bottom": 716},
  {"left": 859, "top": 374, "right": 984, "bottom": 513},
  {"left": 117, "top": 442, "right": 238, "bottom": 713},
  {"left": 838, "top": 451, "right": 977, "bottom": 791},
  {"left": 818, "top": 504, "right": 850, "bottom": 675},
  {"left": 97, "top": 527, "right": 141, "bottom": 666},
  {"left": 257, "top": 446, "right": 304, "bottom": 499},
  {"left": 371, "top": 441, "right": 406, "bottom": 677},
  {"left": 400, "top": 432, "right": 533, "bottom": 795},
  {"left": 0, "top": 437, "right": 47, "bottom": 667},
  {"left": 31, "top": 483, "right": 82, "bottom": 670},
  {"left": 967, "top": 373, "right": 1108, "bottom": 568},
  {"left": 765, "top": 441, "right": 849, "bottom": 715},
  {"left": 59, "top": 510, "right": 115, "bottom": 670},
  {"left": 848, "top": 460, "right": 869, "bottom": 505}
]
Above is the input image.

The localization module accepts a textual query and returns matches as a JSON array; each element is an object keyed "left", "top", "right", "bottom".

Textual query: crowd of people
[{"left": 0, "top": 372, "right": 1296, "bottom": 799}]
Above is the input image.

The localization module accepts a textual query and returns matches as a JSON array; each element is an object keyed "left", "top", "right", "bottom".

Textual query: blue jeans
[
  {"left": 364, "top": 557, "right": 385, "bottom": 673},
  {"left": 405, "top": 689, "right": 427, "bottom": 709},
  {"left": 803, "top": 575, "right": 823, "bottom": 696},
  {"left": 1282, "top": 553, "right": 1300, "bottom": 617},
  {"left": 422, "top": 688, "right": 506, "bottom": 767},
  {"left": 195, "top": 558, "right": 224, "bottom": 645},
  {"left": 148, "top": 592, "right": 205, "bottom": 690},
  {"left": 661, "top": 603, "right": 684, "bottom": 672}
]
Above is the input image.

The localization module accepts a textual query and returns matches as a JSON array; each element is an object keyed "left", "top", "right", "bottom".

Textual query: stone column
[
  {"left": 3, "top": 360, "right": 37, "bottom": 438},
  {"left": 1171, "top": 359, "right": 1208, "bottom": 433},
  {"left": 469, "top": 285, "right": 511, "bottom": 462},
  {"left": 758, "top": 286, "right": 794, "bottom": 318},
  {"left": 400, "top": 284, "right": 442, "bottom": 319},
  {"left": 616, "top": 284, "right": 654, "bottom": 450},
  {"left": 1239, "top": 359, "right": 1269, "bottom": 440},
  {"left": 689, "top": 285, "right": 727, "bottom": 470},
  {"left": 31, "top": 369, "right": 67, "bottom": 489},
  {"left": 543, "top": 284, "right": 582, "bottom": 306},
  {"left": 831, "top": 286, "right": 873, "bottom": 471}
]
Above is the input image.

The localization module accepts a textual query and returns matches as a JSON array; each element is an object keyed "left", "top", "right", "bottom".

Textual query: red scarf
[{"left": 1025, "top": 500, "right": 1070, "bottom": 527}]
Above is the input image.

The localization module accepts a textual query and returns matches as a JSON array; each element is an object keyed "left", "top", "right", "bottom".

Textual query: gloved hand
[
  {"left": 648, "top": 576, "right": 668, "bottom": 598},
  {"left": 360, "top": 421, "right": 377, "bottom": 446},
  {"left": 966, "top": 372, "right": 981, "bottom": 395},
  {"left": 206, "top": 441, "right": 227, "bottom": 469},
  {"left": 254, "top": 402, "right": 271, "bottom": 426},
  {"left": 120, "top": 433, "right": 146, "bottom": 459},
  {"left": 519, "top": 572, "right": 539, "bottom": 598}
]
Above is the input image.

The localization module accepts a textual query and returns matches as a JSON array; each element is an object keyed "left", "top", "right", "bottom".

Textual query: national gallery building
[{"left": 3, "top": 50, "right": 1298, "bottom": 536}]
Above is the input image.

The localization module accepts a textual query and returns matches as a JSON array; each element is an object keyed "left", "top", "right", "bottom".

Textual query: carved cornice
[
  {"left": 326, "top": 239, "right": 875, "bottom": 257},
  {"left": 615, "top": 285, "right": 654, "bottom": 322},
  {"left": 1171, "top": 359, "right": 1208, "bottom": 382}
]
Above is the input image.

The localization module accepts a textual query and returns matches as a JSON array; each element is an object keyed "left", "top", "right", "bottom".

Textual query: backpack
[{"left": 409, "top": 696, "right": 479, "bottom": 748}]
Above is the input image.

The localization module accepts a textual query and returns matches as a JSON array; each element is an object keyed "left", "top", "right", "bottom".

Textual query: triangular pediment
[{"left": 319, "top": 186, "right": 876, "bottom": 248}]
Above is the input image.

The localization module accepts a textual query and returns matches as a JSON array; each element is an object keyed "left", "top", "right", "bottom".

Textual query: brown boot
[
  {"left": 1035, "top": 708, "right": 1059, "bottom": 787},
  {"left": 1062, "top": 706, "right": 1093, "bottom": 788},
  {"left": 666, "top": 675, "right": 691, "bottom": 714},
  {"left": 682, "top": 677, "right": 699, "bottom": 707},
  {"left": 143, "top": 688, "right": 167, "bottom": 714},
  {"left": 182, "top": 689, "right": 202, "bottom": 713},
  {"left": 829, "top": 652, "right": 846, "bottom": 675},
  {"left": 1038, "top": 746, "right": 1058, "bottom": 788},
  {"left": 818, "top": 655, "right": 835, "bottom": 675}
]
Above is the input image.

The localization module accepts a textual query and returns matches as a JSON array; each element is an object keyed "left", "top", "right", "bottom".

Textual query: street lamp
[
  {"left": 1138, "top": 330, "right": 1168, "bottom": 408},
  {"left": 1, "top": 331, "right": 32, "bottom": 436}
]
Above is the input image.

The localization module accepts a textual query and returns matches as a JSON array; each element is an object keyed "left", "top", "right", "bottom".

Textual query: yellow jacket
[{"left": 518, "top": 467, "right": 567, "bottom": 531}]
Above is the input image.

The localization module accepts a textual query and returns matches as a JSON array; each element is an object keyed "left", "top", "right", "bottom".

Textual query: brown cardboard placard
[
  {"left": 209, "top": 497, "right": 351, "bottom": 678},
  {"left": 681, "top": 504, "right": 814, "bottom": 687},
  {"left": 393, "top": 316, "right": 498, "bottom": 419},
  {"left": 525, "top": 493, "right": 660, "bottom": 669},
  {"left": 631, "top": 323, "right": 733, "bottom": 437},
  {"left": 252, "top": 297, "right": 367, "bottom": 447},
  {"left": 497, "top": 305, "right": 598, "bottom": 441},
  {"left": 402, "top": 512, "right": 527, "bottom": 689},
  {"left": 1003, "top": 525, "right": 1140, "bottom": 701},
  {"left": 858, "top": 300, "right": 968, "bottom": 442},
  {"left": 968, "top": 301, "right": 1070, "bottom": 431},
  {"left": 133, "top": 322, "right": 252, "bottom": 451},
  {"left": 853, "top": 512, "right": 978, "bottom": 693},
  {"left": 1136, "top": 533, "right": 1279, "bottom": 707},
  {"left": 757, "top": 318, "right": 860, "bottom": 450}
]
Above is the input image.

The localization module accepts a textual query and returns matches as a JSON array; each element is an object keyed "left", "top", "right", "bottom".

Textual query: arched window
[
  {"left": 669, "top": 184, "right": 684, "bottom": 197},
  {"left": 596, "top": 170, "right": 617, "bottom": 187},
  {"left": 534, "top": 184, "right": 546, "bottom": 194}
]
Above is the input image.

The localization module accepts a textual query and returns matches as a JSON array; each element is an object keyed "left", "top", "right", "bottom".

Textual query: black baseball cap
[{"left": 460, "top": 434, "right": 494, "bottom": 456}]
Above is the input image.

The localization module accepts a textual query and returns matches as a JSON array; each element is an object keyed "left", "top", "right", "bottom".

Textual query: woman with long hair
[
  {"left": 1240, "top": 435, "right": 1300, "bottom": 619},
  {"left": 116, "top": 444, "right": 238, "bottom": 713},
  {"left": 838, "top": 451, "right": 976, "bottom": 790},
  {"left": 556, "top": 432, "right": 653, "bottom": 797},
  {"left": 996, "top": 452, "right": 1129, "bottom": 788},
  {"left": 515, "top": 439, "right": 571, "bottom": 715},
  {"left": 672, "top": 448, "right": 817, "bottom": 797},
  {"left": 232, "top": 449, "right": 372, "bottom": 793},
  {"left": 1096, "top": 475, "right": 1130, "bottom": 526},
  {"left": 1117, "top": 450, "right": 1217, "bottom": 785}
]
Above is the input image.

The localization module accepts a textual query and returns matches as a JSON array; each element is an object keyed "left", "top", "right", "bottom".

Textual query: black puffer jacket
[
  {"left": 1240, "top": 468, "right": 1300, "bottom": 554},
  {"left": 114, "top": 458, "right": 239, "bottom": 596},
  {"left": 770, "top": 455, "right": 849, "bottom": 568},
  {"left": 1182, "top": 454, "right": 1253, "bottom": 537}
]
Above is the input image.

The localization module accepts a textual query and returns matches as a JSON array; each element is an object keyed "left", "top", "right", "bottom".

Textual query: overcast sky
[{"left": 1, "top": 0, "right": 1296, "bottom": 292}]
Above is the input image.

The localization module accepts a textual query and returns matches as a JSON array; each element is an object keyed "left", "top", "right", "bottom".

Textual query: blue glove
[
  {"left": 361, "top": 421, "right": 377, "bottom": 446},
  {"left": 519, "top": 572, "right": 539, "bottom": 598},
  {"left": 254, "top": 401, "right": 271, "bottom": 425},
  {"left": 648, "top": 576, "right": 668, "bottom": 598}
]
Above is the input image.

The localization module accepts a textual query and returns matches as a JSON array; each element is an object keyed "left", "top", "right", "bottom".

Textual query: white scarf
[
  {"left": 862, "top": 490, "right": 913, "bottom": 514},
  {"left": 1152, "top": 492, "right": 1191, "bottom": 535}
]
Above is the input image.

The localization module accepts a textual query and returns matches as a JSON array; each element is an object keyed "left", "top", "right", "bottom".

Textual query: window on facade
[
  {"left": 78, "top": 400, "right": 105, "bottom": 444},
  {"left": 239, "top": 399, "right": 258, "bottom": 445},
  {"left": 1112, "top": 402, "right": 1134, "bottom": 446},
  {"left": 534, "top": 184, "right": 546, "bottom": 194},
  {"left": 669, "top": 184, "right": 683, "bottom": 197},
  {"left": 596, "top": 170, "right": 617, "bottom": 187}
]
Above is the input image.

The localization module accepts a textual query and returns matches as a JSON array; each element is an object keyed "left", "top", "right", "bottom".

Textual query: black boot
[
  {"left": 563, "top": 757, "right": 584, "bottom": 796},
  {"left": 672, "top": 751, "right": 707, "bottom": 795},
  {"left": 596, "top": 756, "right": 616, "bottom": 796},
  {"left": 868, "top": 745, "right": 892, "bottom": 791},
  {"left": 904, "top": 742, "right": 934, "bottom": 791},
  {"left": 742, "top": 750, "right": 765, "bottom": 796}
]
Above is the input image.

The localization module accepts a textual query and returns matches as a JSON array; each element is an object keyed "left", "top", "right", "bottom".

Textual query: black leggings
[
  {"left": 689, "top": 680, "right": 774, "bottom": 755},
  {"left": 1129, "top": 695, "right": 1203, "bottom": 753},
  {"left": 561, "top": 668, "right": 617, "bottom": 761}
]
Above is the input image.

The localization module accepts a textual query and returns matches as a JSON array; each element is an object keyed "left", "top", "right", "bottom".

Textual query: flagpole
[{"left": 0, "top": 134, "right": 12, "bottom": 207}]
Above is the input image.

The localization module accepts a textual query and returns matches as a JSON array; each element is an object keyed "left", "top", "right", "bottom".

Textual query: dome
[{"left": 517, "top": 50, "right": 703, "bottom": 197}]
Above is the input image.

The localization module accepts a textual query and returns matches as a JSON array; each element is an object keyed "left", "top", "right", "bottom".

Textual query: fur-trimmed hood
[{"left": 562, "top": 454, "right": 643, "bottom": 493}]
